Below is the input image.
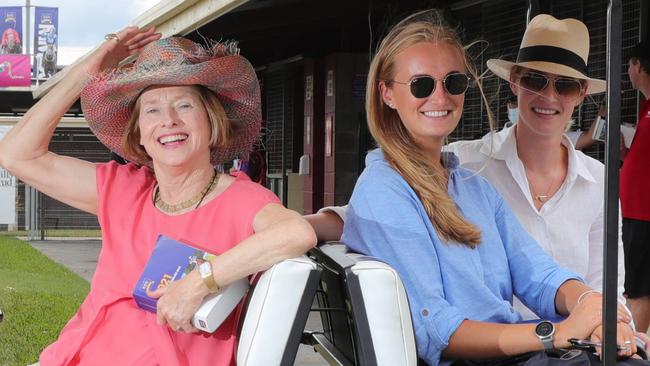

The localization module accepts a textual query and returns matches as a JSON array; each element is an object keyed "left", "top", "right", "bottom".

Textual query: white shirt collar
[{"left": 478, "top": 125, "right": 596, "bottom": 184}]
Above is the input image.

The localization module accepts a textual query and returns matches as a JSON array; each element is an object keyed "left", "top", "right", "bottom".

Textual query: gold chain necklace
[
  {"left": 154, "top": 170, "right": 219, "bottom": 214},
  {"left": 528, "top": 150, "right": 568, "bottom": 204},
  {"left": 532, "top": 172, "right": 563, "bottom": 203}
]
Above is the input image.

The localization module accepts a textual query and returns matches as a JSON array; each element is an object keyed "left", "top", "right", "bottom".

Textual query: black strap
[
  {"left": 517, "top": 45, "right": 588, "bottom": 75},
  {"left": 448, "top": 352, "right": 537, "bottom": 366}
]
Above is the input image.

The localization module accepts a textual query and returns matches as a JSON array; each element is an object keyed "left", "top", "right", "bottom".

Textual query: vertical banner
[
  {"left": 0, "top": 6, "right": 23, "bottom": 55},
  {"left": 0, "top": 126, "right": 16, "bottom": 225},
  {"left": 0, "top": 54, "right": 31, "bottom": 86},
  {"left": 33, "top": 7, "right": 58, "bottom": 79}
]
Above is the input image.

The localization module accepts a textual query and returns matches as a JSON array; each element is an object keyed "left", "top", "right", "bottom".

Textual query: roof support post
[{"left": 603, "top": 1, "right": 622, "bottom": 365}]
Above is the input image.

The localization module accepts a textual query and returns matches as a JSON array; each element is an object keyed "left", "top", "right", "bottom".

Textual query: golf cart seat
[
  {"left": 304, "top": 242, "right": 419, "bottom": 366},
  {"left": 237, "top": 255, "right": 322, "bottom": 365}
]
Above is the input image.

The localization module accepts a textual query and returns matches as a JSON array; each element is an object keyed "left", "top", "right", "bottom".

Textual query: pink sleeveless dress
[{"left": 39, "top": 162, "right": 280, "bottom": 366}]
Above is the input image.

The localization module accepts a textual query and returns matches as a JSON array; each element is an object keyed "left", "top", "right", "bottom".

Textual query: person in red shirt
[{"left": 621, "top": 39, "right": 650, "bottom": 333}]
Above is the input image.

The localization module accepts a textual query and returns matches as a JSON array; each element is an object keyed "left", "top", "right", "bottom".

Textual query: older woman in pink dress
[{"left": 0, "top": 27, "right": 316, "bottom": 366}]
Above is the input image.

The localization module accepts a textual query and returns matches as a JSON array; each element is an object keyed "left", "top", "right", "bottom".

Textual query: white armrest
[
  {"left": 319, "top": 243, "right": 418, "bottom": 366},
  {"left": 237, "top": 256, "right": 319, "bottom": 366},
  {"left": 351, "top": 259, "right": 417, "bottom": 366}
]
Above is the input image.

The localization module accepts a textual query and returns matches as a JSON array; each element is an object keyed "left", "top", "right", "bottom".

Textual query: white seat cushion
[
  {"left": 351, "top": 258, "right": 418, "bottom": 366},
  {"left": 237, "top": 256, "right": 319, "bottom": 366},
  {"left": 320, "top": 243, "right": 418, "bottom": 366}
]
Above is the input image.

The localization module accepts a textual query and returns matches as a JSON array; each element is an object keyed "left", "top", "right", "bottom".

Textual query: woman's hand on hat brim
[{"left": 83, "top": 26, "right": 162, "bottom": 76}]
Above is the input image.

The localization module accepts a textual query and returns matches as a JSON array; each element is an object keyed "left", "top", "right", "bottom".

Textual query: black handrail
[
  {"left": 524, "top": 1, "right": 622, "bottom": 364},
  {"left": 603, "top": 1, "right": 622, "bottom": 365}
]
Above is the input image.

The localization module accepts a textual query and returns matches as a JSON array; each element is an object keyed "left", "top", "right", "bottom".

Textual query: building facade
[{"left": 2, "top": 0, "right": 645, "bottom": 228}]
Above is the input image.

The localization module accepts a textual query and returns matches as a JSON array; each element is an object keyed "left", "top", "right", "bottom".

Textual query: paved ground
[{"left": 28, "top": 238, "right": 327, "bottom": 365}]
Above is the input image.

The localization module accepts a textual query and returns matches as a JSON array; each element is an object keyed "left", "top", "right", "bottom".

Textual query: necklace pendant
[{"left": 535, "top": 194, "right": 548, "bottom": 202}]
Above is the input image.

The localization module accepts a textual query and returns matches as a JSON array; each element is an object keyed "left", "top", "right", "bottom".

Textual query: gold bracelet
[{"left": 199, "top": 261, "right": 221, "bottom": 293}]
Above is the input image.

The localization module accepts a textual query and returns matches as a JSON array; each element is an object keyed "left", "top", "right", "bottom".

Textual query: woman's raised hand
[{"left": 82, "top": 26, "right": 161, "bottom": 76}]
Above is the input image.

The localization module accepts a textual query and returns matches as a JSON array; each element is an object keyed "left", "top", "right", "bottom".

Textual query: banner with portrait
[
  {"left": 33, "top": 6, "right": 58, "bottom": 79},
  {"left": 0, "top": 6, "right": 23, "bottom": 55},
  {"left": 0, "top": 126, "right": 16, "bottom": 225},
  {"left": 0, "top": 54, "right": 30, "bottom": 86}
]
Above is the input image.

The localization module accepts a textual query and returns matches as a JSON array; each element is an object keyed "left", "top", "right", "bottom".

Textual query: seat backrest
[
  {"left": 237, "top": 255, "right": 321, "bottom": 366},
  {"left": 309, "top": 243, "right": 418, "bottom": 366}
]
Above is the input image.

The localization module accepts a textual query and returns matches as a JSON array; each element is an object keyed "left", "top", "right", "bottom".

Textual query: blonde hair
[
  {"left": 366, "top": 10, "right": 494, "bottom": 247},
  {"left": 122, "top": 85, "right": 231, "bottom": 164}
]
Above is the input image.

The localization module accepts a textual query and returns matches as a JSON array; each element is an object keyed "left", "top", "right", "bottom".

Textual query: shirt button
[{"left": 421, "top": 308, "right": 429, "bottom": 317}]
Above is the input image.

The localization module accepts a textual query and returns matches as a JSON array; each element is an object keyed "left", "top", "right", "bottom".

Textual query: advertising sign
[
  {"left": 0, "top": 54, "right": 30, "bottom": 86},
  {"left": 33, "top": 7, "right": 58, "bottom": 79},
  {"left": 0, "top": 126, "right": 16, "bottom": 224},
  {"left": 0, "top": 7, "right": 23, "bottom": 55}
]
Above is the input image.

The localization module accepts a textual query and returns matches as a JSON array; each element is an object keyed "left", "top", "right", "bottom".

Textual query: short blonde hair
[{"left": 121, "top": 85, "right": 231, "bottom": 164}]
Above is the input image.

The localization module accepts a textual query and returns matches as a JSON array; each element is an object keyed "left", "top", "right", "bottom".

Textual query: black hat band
[{"left": 517, "top": 45, "right": 588, "bottom": 75}]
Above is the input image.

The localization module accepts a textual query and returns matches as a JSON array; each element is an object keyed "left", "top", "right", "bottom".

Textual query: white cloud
[{"left": 57, "top": 46, "right": 92, "bottom": 66}]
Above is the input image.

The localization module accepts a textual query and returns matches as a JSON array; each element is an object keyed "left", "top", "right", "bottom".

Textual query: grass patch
[
  {"left": 0, "top": 229, "right": 101, "bottom": 238},
  {"left": 0, "top": 236, "right": 89, "bottom": 366}
]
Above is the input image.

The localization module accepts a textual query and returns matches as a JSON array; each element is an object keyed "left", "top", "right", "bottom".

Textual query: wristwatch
[
  {"left": 535, "top": 320, "right": 555, "bottom": 352},
  {"left": 198, "top": 261, "right": 221, "bottom": 293}
]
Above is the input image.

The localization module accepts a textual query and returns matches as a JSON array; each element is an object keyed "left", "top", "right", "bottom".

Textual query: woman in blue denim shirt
[{"left": 341, "top": 10, "right": 635, "bottom": 365}]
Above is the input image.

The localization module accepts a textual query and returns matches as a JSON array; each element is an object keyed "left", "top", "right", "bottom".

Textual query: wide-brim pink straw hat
[
  {"left": 487, "top": 14, "right": 606, "bottom": 95},
  {"left": 80, "top": 37, "right": 261, "bottom": 166}
]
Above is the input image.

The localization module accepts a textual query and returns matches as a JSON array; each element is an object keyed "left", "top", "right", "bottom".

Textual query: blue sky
[{"left": 12, "top": 0, "right": 159, "bottom": 65}]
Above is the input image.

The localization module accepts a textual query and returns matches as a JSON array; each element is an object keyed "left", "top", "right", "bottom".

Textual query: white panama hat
[{"left": 487, "top": 14, "right": 606, "bottom": 95}]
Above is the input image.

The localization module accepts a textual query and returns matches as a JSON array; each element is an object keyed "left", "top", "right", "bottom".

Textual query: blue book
[{"left": 133, "top": 235, "right": 216, "bottom": 313}]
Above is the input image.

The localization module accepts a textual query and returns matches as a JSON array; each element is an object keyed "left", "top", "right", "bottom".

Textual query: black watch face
[{"left": 536, "top": 321, "right": 554, "bottom": 337}]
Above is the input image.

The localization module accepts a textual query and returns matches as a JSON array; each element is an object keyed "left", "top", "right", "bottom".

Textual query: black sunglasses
[
  {"left": 518, "top": 71, "right": 585, "bottom": 98},
  {"left": 390, "top": 73, "right": 471, "bottom": 98}
]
